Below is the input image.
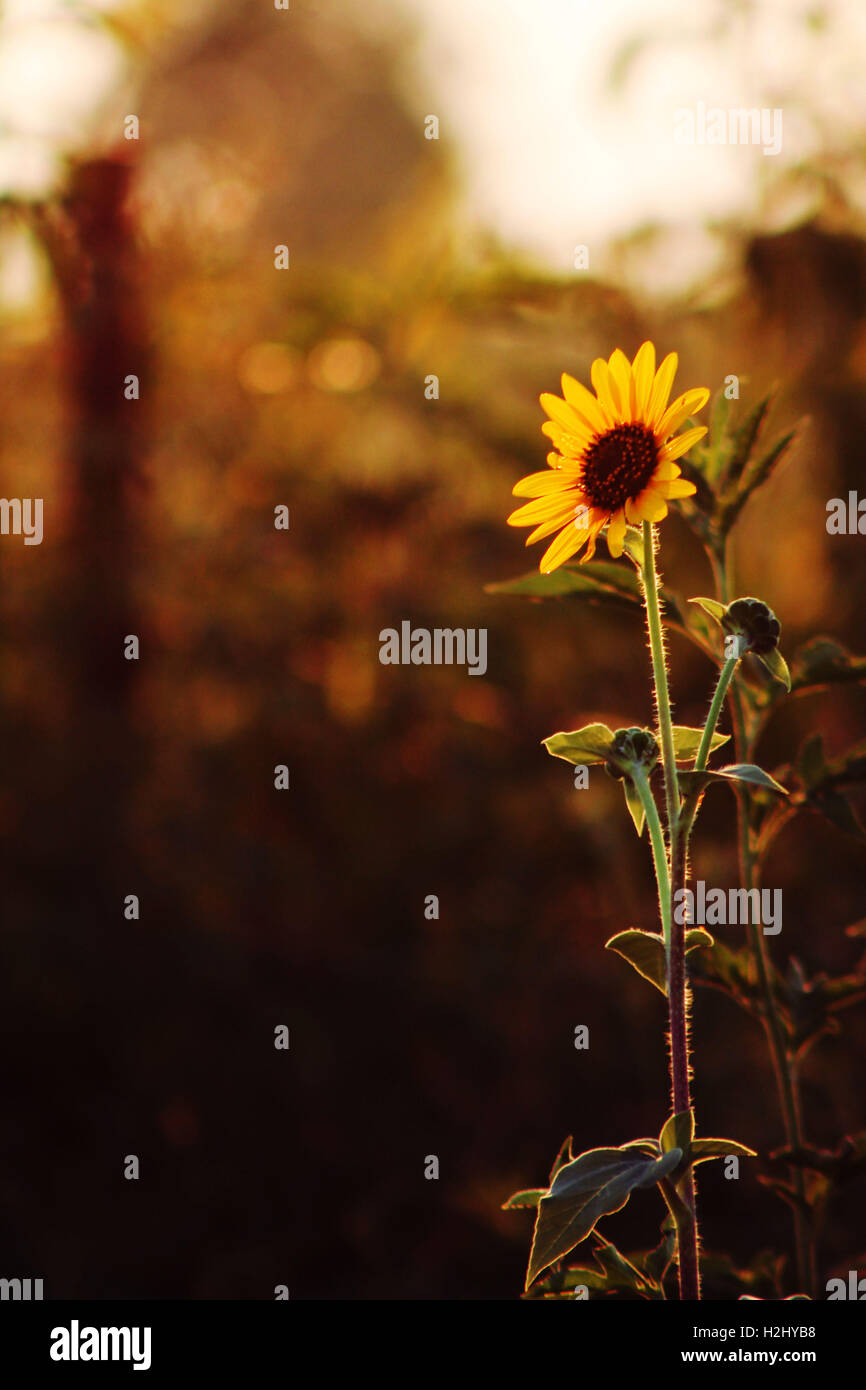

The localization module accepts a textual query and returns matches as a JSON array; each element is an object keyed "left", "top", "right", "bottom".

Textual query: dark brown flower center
[{"left": 580, "top": 423, "right": 659, "bottom": 512}]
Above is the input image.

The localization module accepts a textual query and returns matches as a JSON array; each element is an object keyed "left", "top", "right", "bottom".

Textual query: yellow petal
[
  {"left": 539, "top": 519, "right": 594, "bottom": 573},
  {"left": 607, "top": 348, "right": 633, "bottom": 422},
  {"left": 512, "top": 468, "right": 577, "bottom": 498},
  {"left": 657, "top": 387, "right": 710, "bottom": 440},
  {"left": 655, "top": 478, "right": 697, "bottom": 499},
  {"left": 508, "top": 494, "right": 580, "bottom": 526},
  {"left": 591, "top": 357, "right": 619, "bottom": 421},
  {"left": 654, "top": 459, "right": 682, "bottom": 481},
  {"left": 631, "top": 342, "right": 656, "bottom": 418},
  {"left": 648, "top": 352, "right": 678, "bottom": 428},
  {"left": 626, "top": 488, "right": 668, "bottom": 524},
  {"left": 539, "top": 392, "right": 577, "bottom": 428},
  {"left": 560, "top": 372, "right": 608, "bottom": 433},
  {"left": 606, "top": 508, "right": 628, "bottom": 557},
  {"left": 541, "top": 421, "right": 591, "bottom": 456},
  {"left": 581, "top": 520, "right": 604, "bottom": 563},
  {"left": 661, "top": 425, "right": 707, "bottom": 461},
  {"left": 526, "top": 508, "right": 581, "bottom": 544}
]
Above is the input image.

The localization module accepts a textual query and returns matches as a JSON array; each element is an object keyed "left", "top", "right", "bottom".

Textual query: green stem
[
  {"left": 730, "top": 684, "right": 816, "bottom": 1296},
  {"left": 713, "top": 537, "right": 815, "bottom": 1295},
  {"left": 695, "top": 656, "right": 737, "bottom": 772},
  {"left": 640, "top": 521, "right": 700, "bottom": 1302},
  {"left": 677, "top": 654, "right": 739, "bottom": 857},
  {"left": 632, "top": 768, "right": 671, "bottom": 957},
  {"left": 641, "top": 522, "right": 680, "bottom": 836}
]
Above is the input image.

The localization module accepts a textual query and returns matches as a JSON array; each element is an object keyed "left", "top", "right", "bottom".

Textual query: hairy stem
[
  {"left": 695, "top": 655, "right": 738, "bottom": 772},
  {"left": 713, "top": 539, "right": 815, "bottom": 1295},
  {"left": 640, "top": 521, "right": 700, "bottom": 1302},
  {"left": 632, "top": 767, "right": 671, "bottom": 956}
]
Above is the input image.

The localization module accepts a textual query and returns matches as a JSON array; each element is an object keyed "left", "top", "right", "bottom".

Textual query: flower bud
[
  {"left": 722, "top": 597, "right": 781, "bottom": 656},
  {"left": 604, "top": 727, "right": 660, "bottom": 780}
]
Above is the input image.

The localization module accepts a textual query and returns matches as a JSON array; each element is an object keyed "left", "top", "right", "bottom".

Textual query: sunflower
[{"left": 507, "top": 343, "right": 709, "bottom": 573}]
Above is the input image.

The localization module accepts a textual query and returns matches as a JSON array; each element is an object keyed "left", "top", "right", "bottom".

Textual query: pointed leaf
[
  {"left": 660, "top": 1109, "right": 695, "bottom": 1157},
  {"left": 670, "top": 724, "right": 730, "bottom": 760},
  {"left": 606, "top": 929, "right": 667, "bottom": 995},
  {"left": 620, "top": 1138, "right": 660, "bottom": 1155},
  {"left": 488, "top": 560, "right": 691, "bottom": 636},
  {"left": 789, "top": 637, "right": 866, "bottom": 695},
  {"left": 719, "top": 421, "right": 799, "bottom": 530},
  {"left": 543, "top": 724, "right": 615, "bottom": 765},
  {"left": 679, "top": 764, "right": 788, "bottom": 796},
  {"left": 689, "top": 596, "right": 726, "bottom": 624},
  {"left": 623, "top": 779, "right": 646, "bottom": 836},
  {"left": 724, "top": 393, "right": 774, "bottom": 488},
  {"left": 605, "top": 928, "right": 713, "bottom": 996},
  {"left": 526, "top": 1146, "right": 682, "bottom": 1287},
  {"left": 690, "top": 1138, "right": 757, "bottom": 1165},
  {"left": 619, "top": 527, "right": 645, "bottom": 568},
  {"left": 591, "top": 1241, "right": 651, "bottom": 1293},
  {"left": 486, "top": 561, "right": 640, "bottom": 607},
  {"left": 549, "top": 1136, "right": 574, "bottom": 1184},
  {"left": 755, "top": 647, "right": 791, "bottom": 690},
  {"left": 503, "top": 1188, "right": 547, "bottom": 1210}
]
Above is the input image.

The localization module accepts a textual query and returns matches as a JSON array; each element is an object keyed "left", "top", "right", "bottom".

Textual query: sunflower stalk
[
  {"left": 630, "top": 765, "right": 672, "bottom": 956},
  {"left": 711, "top": 544, "right": 816, "bottom": 1297},
  {"left": 639, "top": 520, "right": 701, "bottom": 1302}
]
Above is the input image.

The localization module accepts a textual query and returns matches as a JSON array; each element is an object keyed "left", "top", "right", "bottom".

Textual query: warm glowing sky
[
  {"left": 402, "top": 0, "right": 866, "bottom": 272},
  {"left": 0, "top": 0, "right": 865, "bottom": 284}
]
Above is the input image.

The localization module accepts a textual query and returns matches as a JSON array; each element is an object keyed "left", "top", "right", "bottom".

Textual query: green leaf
[
  {"left": 486, "top": 560, "right": 641, "bottom": 607},
  {"left": 502, "top": 1188, "right": 547, "bottom": 1210},
  {"left": 792, "top": 734, "right": 866, "bottom": 839},
  {"left": 690, "top": 1138, "right": 757, "bottom": 1165},
  {"left": 623, "top": 779, "right": 646, "bottom": 837},
  {"left": 670, "top": 725, "right": 730, "bottom": 761},
  {"left": 525, "top": 1238, "right": 664, "bottom": 1300},
  {"left": 724, "top": 393, "right": 774, "bottom": 489},
  {"left": 797, "top": 733, "right": 827, "bottom": 791},
  {"left": 718, "top": 422, "right": 799, "bottom": 531},
  {"left": 526, "top": 1146, "right": 682, "bottom": 1288},
  {"left": 620, "top": 1138, "right": 660, "bottom": 1155},
  {"left": 619, "top": 526, "right": 645, "bottom": 568},
  {"left": 703, "top": 387, "right": 735, "bottom": 486},
  {"left": 679, "top": 763, "right": 788, "bottom": 796},
  {"left": 549, "top": 1136, "right": 574, "bottom": 1183},
  {"left": 543, "top": 723, "right": 615, "bottom": 765},
  {"left": 606, "top": 929, "right": 667, "bottom": 994},
  {"left": 789, "top": 637, "right": 866, "bottom": 695},
  {"left": 736, "top": 426, "right": 798, "bottom": 502},
  {"left": 660, "top": 1109, "right": 695, "bottom": 1157},
  {"left": 522, "top": 1264, "right": 609, "bottom": 1298},
  {"left": 591, "top": 1241, "right": 652, "bottom": 1294},
  {"left": 685, "top": 927, "right": 716, "bottom": 954},
  {"left": 689, "top": 596, "right": 726, "bottom": 624},
  {"left": 812, "top": 792, "right": 866, "bottom": 839},
  {"left": 755, "top": 647, "right": 791, "bottom": 690},
  {"left": 487, "top": 560, "right": 691, "bottom": 636},
  {"left": 605, "top": 928, "right": 714, "bottom": 996}
]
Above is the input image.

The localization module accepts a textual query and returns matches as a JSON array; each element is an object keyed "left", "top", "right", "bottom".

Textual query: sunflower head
[{"left": 507, "top": 343, "right": 709, "bottom": 573}]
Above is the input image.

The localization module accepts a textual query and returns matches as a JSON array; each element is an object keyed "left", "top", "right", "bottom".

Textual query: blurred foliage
[{"left": 0, "top": 0, "right": 863, "bottom": 1299}]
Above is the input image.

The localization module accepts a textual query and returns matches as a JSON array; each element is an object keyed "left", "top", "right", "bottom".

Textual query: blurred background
[{"left": 0, "top": 0, "right": 865, "bottom": 1298}]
